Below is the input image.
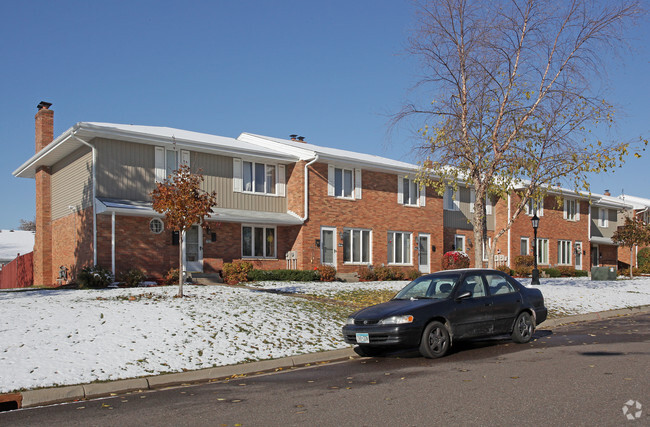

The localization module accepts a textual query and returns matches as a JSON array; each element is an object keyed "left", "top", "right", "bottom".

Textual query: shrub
[
  {"left": 543, "top": 267, "right": 561, "bottom": 278},
  {"left": 119, "top": 269, "right": 146, "bottom": 287},
  {"left": 513, "top": 265, "right": 531, "bottom": 277},
  {"left": 222, "top": 260, "right": 254, "bottom": 285},
  {"left": 390, "top": 267, "right": 405, "bottom": 280},
  {"left": 638, "top": 247, "right": 650, "bottom": 271},
  {"left": 77, "top": 265, "right": 113, "bottom": 289},
  {"left": 404, "top": 268, "right": 422, "bottom": 281},
  {"left": 513, "top": 255, "right": 535, "bottom": 267},
  {"left": 316, "top": 265, "right": 337, "bottom": 282},
  {"left": 575, "top": 270, "right": 589, "bottom": 277},
  {"left": 247, "top": 269, "right": 319, "bottom": 282},
  {"left": 557, "top": 266, "right": 576, "bottom": 277},
  {"left": 441, "top": 251, "right": 470, "bottom": 270},
  {"left": 164, "top": 268, "right": 179, "bottom": 285},
  {"left": 358, "top": 267, "right": 377, "bottom": 281},
  {"left": 373, "top": 265, "right": 394, "bottom": 281},
  {"left": 496, "top": 265, "right": 514, "bottom": 276}
]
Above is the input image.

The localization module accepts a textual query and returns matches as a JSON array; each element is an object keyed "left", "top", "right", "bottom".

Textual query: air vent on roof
[{"left": 290, "top": 134, "right": 298, "bottom": 141}]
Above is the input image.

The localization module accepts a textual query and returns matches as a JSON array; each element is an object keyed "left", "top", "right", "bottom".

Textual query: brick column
[{"left": 34, "top": 102, "right": 54, "bottom": 286}]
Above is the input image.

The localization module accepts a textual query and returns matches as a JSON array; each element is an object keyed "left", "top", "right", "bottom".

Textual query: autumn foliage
[{"left": 441, "top": 251, "right": 470, "bottom": 270}]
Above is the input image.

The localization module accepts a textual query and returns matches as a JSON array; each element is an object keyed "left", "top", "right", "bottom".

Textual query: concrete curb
[{"left": 5, "top": 306, "right": 648, "bottom": 410}]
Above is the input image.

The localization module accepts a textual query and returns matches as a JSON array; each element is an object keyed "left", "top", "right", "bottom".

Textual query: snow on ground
[{"left": 1, "top": 277, "right": 649, "bottom": 393}]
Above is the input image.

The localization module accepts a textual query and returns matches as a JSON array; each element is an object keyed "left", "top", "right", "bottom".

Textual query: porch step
[
  {"left": 190, "top": 273, "right": 223, "bottom": 285},
  {"left": 336, "top": 272, "right": 359, "bottom": 282}
]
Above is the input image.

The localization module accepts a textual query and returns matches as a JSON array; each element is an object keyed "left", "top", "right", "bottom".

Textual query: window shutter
[
  {"left": 397, "top": 176, "right": 404, "bottom": 204},
  {"left": 155, "top": 146, "right": 165, "bottom": 182},
  {"left": 419, "top": 185, "right": 426, "bottom": 207},
  {"left": 277, "top": 164, "right": 286, "bottom": 197},
  {"left": 327, "top": 165, "right": 334, "bottom": 196},
  {"left": 354, "top": 168, "right": 362, "bottom": 199},
  {"left": 443, "top": 187, "right": 451, "bottom": 210},
  {"left": 180, "top": 150, "right": 190, "bottom": 168},
  {"left": 233, "top": 158, "right": 242, "bottom": 192},
  {"left": 486, "top": 195, "right": 493, "bottom": 215},
  {"left": 563, "top": 200, "right": 568, "bottom": 219},
  {"left": 576, "top": 201, "right": 580, "bottom": 221},
  {"left": 470, "top": 189, "right": 476, "bottom": 213},
  {"left": 453, "top": 189, "right": 460, "bottom": 211},
  {"left": 538, "top": 201, "right": 544, "bottom": 216}
]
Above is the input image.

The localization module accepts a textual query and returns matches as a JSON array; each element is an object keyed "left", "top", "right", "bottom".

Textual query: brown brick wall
[{"left": 50, "top": 207, "right": 94, "bottom": 284}]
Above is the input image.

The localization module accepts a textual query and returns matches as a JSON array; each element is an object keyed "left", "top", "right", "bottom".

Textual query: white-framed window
[
  {"left": 397, "top": 176, "right": 425, "bottom": 207},
  {"left": 342, "top": 228, "right": 371, "bottom": 264},
  {"left": 388, "top": 231, "right": 412, "bottom": 265},
  {"left": 243, "top": 161, "right": 276, "bottom": 195},
  {"left": 564, "top": 198, "right": 579, "bottom": 221},
  {"left": 520, "top": 237, "right": 530, "bottom": 256},
  {"left": 454, "top": 234, "right": 466, "bottom": 253},
  {"left": 558, "top": 240, "right": 572, "bottom": 265},
  {"left": 327, "top": 165, "right": 362, "bottom": 199},
  {"left": 536, "top": 238, "right": 549, "bottom": 265},
  {"left": 443, "top": 186, "right": 459, "bottom": 211},
  {"left": 525, "top": 198, "right": 544, "bottom": 216},
  {"left": 155, "top": 147, "right": 190, "bottom": 182},
  {"left": 149, "top": 218, "right": 164, "bottom": 234},
  {"left": 242, "top": 225, "right": 276, "bottom": 258},
  {"left": 470, "top": 189, "right": 493, "bottom": 214},
  {"left": 598, "top": 208, "right": 609, "bottom": 228}
]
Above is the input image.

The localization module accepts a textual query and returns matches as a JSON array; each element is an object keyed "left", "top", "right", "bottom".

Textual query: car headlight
[
  {"left": 379, "top": 315, "right": 414, "bottom": 325},
  {"left": 346, "top": 317, "right": 355, "bottom": 325}
]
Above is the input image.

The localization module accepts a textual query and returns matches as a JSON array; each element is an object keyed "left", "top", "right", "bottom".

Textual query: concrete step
[
  {"left": 336, "top": 272, "right": 359, "bottom": 282},
  {"left": 190, "top": 273, "right": 223, "bottom": 285}
]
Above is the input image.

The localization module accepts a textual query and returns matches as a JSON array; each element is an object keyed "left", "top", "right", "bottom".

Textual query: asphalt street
[{"left": 2, "top": 312, "right": 649, "bottom": 426}]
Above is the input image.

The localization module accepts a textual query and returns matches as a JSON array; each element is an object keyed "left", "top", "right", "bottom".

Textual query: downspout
[
  {"left": 300, "top": 155, "right": 319, "bottom": 221},
  {"left": 507, "top": 194, "right": 511, "bottom": 268},
  {"left": 71, "top": 131, "right": 98, "bottom": 266}
]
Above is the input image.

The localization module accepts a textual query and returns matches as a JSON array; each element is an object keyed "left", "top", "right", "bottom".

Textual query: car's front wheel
[
  {"left": 419, "top": 321, "right": 450, "bottom": 358},
  {"left": 511, "top": 311, "right": 534, "bottom": 343}
]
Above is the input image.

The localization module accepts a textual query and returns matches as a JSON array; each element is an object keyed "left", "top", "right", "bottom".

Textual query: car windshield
[{"left": 394, "top": 273, "right": 461, "bottom": 300}]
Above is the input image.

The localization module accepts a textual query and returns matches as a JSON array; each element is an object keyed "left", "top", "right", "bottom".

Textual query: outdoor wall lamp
[{"left": 531, "top": 212, "right": 540, "bottom": 285}]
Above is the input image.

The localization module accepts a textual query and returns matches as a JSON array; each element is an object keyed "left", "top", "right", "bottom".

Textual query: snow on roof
[
  {"left": 617, "top": 194, "right": 650, "bottom": 210},
  {"left": 0, "top": 230, "right": 34, "bottom": 261}
]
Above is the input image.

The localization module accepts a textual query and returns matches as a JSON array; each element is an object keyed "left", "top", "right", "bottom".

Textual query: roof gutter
[
  {"left": 301, "top": 155, "right": 319, "bottom": 221},
  {"left": 71, "top": 131, "right": 98, "bottom": 266}
]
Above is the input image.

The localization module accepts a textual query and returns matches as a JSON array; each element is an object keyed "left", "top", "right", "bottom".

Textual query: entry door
[
  {"left": 184, "top": 225, "right": 203, "bottom": 272},
  {"left": 575, "top": 241, "right": 582, "bottom": 270},
  {"left": 418, "top": 234, "right": 430, "bottom": 273},
  {"left": 321, "top": 227, "right": 337, "bottom": 267},
  {"left": 591, "top": 245, "right": 599, "bottom": 267}
]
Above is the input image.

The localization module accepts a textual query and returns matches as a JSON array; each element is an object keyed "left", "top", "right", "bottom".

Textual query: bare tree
[
  {"left": 19, "top": 218, "right": 36, "bottom": 232},
  {"left": 395, "top": 0, "right": 646, "bottom": 267}
]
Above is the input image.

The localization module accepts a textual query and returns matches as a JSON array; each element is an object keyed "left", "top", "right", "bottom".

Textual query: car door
[
  {"left": 485, "top": 272, "right": 520, "bottom": 334},
  {"left": 449, "top": 273, "right": 494, "bottom": 339}
]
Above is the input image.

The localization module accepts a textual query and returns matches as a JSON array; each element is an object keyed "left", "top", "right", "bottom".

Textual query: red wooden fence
[{"left": 0, "top": 251, "right": 33, "bottom": 289}]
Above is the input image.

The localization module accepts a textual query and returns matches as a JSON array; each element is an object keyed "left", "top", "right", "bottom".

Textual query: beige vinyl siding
[
  {"left": 590, "top": 206, "right": 617, "bottom": 239},
  {"left": 192, "top": 152, "right": 286, "bottom": 212},
  {"left": 51, "top": 146, "right": 93, "bottom": 220},
  {"left": 444, "top": 187, "right": 495, "bottom": 230}
]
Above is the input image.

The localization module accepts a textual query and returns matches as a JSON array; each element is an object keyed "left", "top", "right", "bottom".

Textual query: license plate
[{"left": 356, "top": 333, "right": 370, "bottom": 344}]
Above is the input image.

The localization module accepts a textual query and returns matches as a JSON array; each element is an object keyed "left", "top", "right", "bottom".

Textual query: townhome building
[
  {"left": 615, "top": 193, "right": 650, "bottom": 269},
  {"left": 590, "top": 192, "right": 632, "bottom": 268},
  {"left": 14, "top": 103, "right": 444, "bottom": 286}
]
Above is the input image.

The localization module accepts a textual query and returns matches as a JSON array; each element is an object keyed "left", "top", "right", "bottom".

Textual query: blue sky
[{"left": 1, "top": 1, "right": 648, "bottom": 229}]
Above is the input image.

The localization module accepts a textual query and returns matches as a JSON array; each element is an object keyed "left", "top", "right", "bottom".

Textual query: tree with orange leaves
[{"left": 151, "top": 164, "right": 217, "bottom": 296}]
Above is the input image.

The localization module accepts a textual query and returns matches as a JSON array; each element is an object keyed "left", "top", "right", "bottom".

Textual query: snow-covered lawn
[{"left": 1, "top": 276, "right": 649, "bottom": 393}]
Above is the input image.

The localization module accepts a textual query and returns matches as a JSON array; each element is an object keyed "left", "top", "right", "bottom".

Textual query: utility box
[{"left": 591, "top": 266, "right": 617, "bottom": 281}]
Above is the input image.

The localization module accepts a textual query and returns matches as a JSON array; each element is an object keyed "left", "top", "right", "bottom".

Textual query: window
[
  {"left": 470, "top": 189, "right": 493, "bottom": 214},
  {"left": 454, "top": 235, "right": 466, "bottom": 253},
  {"left": 155, "top": 147, "right": 189, "bottom": 182},
  {"left": 398, "top": 177, "right": 424, "bottom": 206},
  {"left": 536, "top": 238, "right": 549, "bottom": 265},
  {"left": 486, "top": 273, "right": 515, "bottom": 295},
  {"left": 520, "top": 237, "right": 530, "bottom": 256},
  {"left": 558, "top": 240, "right": 572, "bottom": 265},
  {"left": 243, "top": 161, "right": 276, "bottom": 195},
  {"left": 599, "top": 208, "right": 609, "bottom": 227},
  {"left": 166, "top": 149, "right": 178, "bottom": 179},
  {"left": 328, "top": 165, "right": 361, "bottom": 199},
  {"left": 388, "top": 231, "right": 412, "bottom": 264},
  {"left": 564, "top": 198, "right": 579, "bottom": 221},
  {"left": 443, "top": 186, "right": 459, "bottom": 211},
  {"left": 457, "top": 274, "right": 486, "bottom": 298},
  {"left": 149, "top": 218, "right": 164, "bottom": 234},
  {"left": 242, "top": 225, "right": 276, "bottom": 258},
  {"left": 342, "top": 228, "right": 371, "bottom": 264},
  {"left": 525, "top": 199, "right": 544, "bottom": 216}
]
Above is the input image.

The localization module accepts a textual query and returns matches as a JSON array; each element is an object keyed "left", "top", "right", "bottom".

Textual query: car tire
[
  {"left": 354, "top": 346, "right": 384, "bottom": 357},
  {"left": 419, "top": 321, "right": 450, "bottom": 359},
  {"left": 511, "top": 311, "right": 534, "bottom": 343}
]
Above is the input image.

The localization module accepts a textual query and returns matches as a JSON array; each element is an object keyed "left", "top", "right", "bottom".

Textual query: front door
[
  {"left": 184, "top": 225, "right": 203, "bottom": 272},
  {"left": 321, "top": 227, "right": 337, "bottom": 267},
  {"left": 591, "top": 244, "right": 599, "bottom": 267},
  {"left": 418, "top": 234, "right": 430, "bottom": 273}
]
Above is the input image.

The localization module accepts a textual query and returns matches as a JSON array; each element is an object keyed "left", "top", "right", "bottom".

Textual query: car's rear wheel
[
  {"left": 511, "top": 311, "right": 534, "bottom": 343},
  {"left": 419, "top": 321, "right": 450, "bottom": 358},
  {"left": 354, "top": 346, "right": 384, "bottom": 357}
]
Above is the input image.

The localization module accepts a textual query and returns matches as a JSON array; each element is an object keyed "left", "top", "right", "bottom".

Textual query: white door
[
  {"left": 575, "top": 241, "right": 582, "bottom": 270},
  {"left": 321, "top": 227, "right": 337, "bottom": 267},
  {"left": 184, "top": 225, "right": 203, "bottom": 272},
  {"left": 418, "top": 234, "right": 430, "bottom": 273}
]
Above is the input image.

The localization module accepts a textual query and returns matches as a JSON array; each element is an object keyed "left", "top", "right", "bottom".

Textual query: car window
[
  {"left": 486, "top": 273, "right": 516, "bottom": 295},
  {"left": 457, "top": 274, "right": 486, "bottom": 298},
  {"left": 395, "top": 274, "right": 460, "bottom": 299}
]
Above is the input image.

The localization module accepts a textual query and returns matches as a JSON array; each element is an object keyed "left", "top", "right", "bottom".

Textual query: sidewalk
[{"left": 2, "top": 304, "right": 648, "bottom": 411}]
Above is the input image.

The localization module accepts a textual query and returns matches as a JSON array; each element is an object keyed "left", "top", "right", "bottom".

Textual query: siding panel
[{"left": 51, "top": 146, "right": 93, "bottom": 220}]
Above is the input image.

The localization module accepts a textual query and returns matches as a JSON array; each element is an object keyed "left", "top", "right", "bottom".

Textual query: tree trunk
[
  {"left": 630, "top": 247, "right": 634, "bottom": 279},
  {"left": 178, "top": 231, "right": 184, "bottom": 297}
]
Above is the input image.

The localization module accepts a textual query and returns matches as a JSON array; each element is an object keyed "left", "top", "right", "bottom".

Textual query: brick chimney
[
  {"left": 604, "top": 189, "right": 611, "bottom": 196},
  {"left": 34, "top": 101, "right": 54, "bottom": 286}
]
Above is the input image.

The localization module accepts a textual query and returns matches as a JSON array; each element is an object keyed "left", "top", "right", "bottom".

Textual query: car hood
[{"left": 351, "top": 298, "right": 444, "bottom": 321}]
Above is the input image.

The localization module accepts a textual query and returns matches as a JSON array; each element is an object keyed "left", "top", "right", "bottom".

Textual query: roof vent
[
  {"left": 289, "top": 134, "right": 298, "bottom": 141},
  {"left": 604, "top": 189, "right": 611, "bottom": 196},
  {"left": 297, "top": 136, "right": 305, "bottom": 142},
  {"left": 37, "top": 101, "right": 52, "bottom": 111}
]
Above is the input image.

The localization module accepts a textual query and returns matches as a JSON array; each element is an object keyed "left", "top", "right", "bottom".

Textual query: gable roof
[
  {"left": 617, "top": 194, "right": 650, "bottom": 210},
  {"left": 0, "top": 230, "right": 34, "bottom": 262}
]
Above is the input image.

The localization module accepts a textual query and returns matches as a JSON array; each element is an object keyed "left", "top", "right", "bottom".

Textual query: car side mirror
[{"left": 456, "top": 291, "right": 472, "bottom": 300}]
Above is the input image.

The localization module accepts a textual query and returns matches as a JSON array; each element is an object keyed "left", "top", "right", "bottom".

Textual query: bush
[
  {"left": 316, "top": 265, "right": 337, "bottom": 282},
  {"left": 575, "top": 270, "right": 589, "bottom": 277},
  {"left": 557, "top": 266, "right": 576, "bottom": 277},
  {"left": 543, "top": 267, "right": 561, "bottom": 278},
  {"left": 390, "top": 267, "right": 405, "bottom": 280},
  {"left": 119, "top": 269, "right": 146, "bottom": 287},
  {"left": 222, "top": 260, "right": 254, "bottom": 285},
  {"left": 496, "top": 265, "right": 514, "bottom": 276},
  {"left": 619, "top": 267, "right": 640, "bottom": 277},
  {"left": 373, "top": 265, "right": 394, "bottom": 281},
  {"left": 358, "top": 267, "right": 376, "bottom": 281},
  {"left": 404, "top": 268, "right": 422, "bottom": 281},
  {"left": 442, "top": 251, "right": 470, "bottom": 270},
  {"left": 77, "top": 265, "right": 113, "bottom": 289},
  {"left": 513, "top": 255, "right": 535, "bottom": 267},
  {"left": 247, "top": 269, "right": 319, "bottom": 282},
  {"left": 638, "top": 247, "right": 650, "bottom": 271},
  {"left": 164, "top": 268, "right": 179, "bottom": 285},
  {"left": 513, "top": 265, "right": 531, "bottom": 277}
]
